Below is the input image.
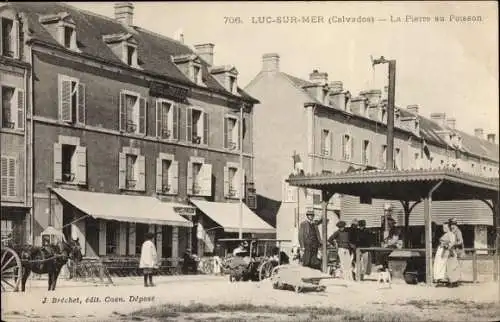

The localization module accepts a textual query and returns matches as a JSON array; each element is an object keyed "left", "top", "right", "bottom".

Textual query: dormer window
[
  {"left": 39, "top": 12, "right": 78, "bottom": 52},
  {"left": 126, "top": 45, "right": 135, "bottom": 66},
  {"left": 1, "top": 16, "right": 19, "bottom": 58},
  {"left": 229, "top": 76, "right": 237, "bottom": 94},
  {"left": 210, "top": 65, "right": 239, "bottom": 94},
  {"left": 103, "top": 33, "right": 139, "bottom": 68},
  {"left": 63, "top": 25, "right": 74, "bottom": 48}
]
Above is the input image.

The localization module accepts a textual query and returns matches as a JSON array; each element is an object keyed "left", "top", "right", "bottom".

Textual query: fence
[{"left": 354, "top": 247, "right": 499, "bottom": 283}]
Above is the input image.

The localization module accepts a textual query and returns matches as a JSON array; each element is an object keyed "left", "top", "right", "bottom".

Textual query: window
[
  {"left": 63, "top": 26, "right": 74, "bottom": 48},
  {"left": 362, "top": 140, "right": 371, "bottom": 165},
  {"left": 1, "top": 17, "right": 18, "bottom": 58},
  {"left": 1, "top": 86, "right": 24, "bottom": 130},
  {"left": 58, "top": 75, "right": 85, "bottom": 124},
  {"left": 224, "top": 164, "right": 244, "bottom": 199},
  {"left": 156, "top": 99, "right": 179, "bottom": 140},
  {"left": 394, "top": 148, "right": 402, "bottom": 169},
  {"left": 1, "top": 220, "right": 13, "bottom": 241},
  {"left": 228, "top": 76, "right": 237, "bottom": 93},
  {"left": 1, "top": 156, "right": 16, "bottom": 197},
  {"left": 193, "top": 65, "right": 202, "bottom": 84},
  {"left": 119, "top": 148, "right": 145, "bottom": 191},
  {"left": 224, "top": 116, "right": 239, "bottom": 150},
  {"left": 126, "top": 45, "right": 135, "bottom": 66},
  {"left": 119, "top": 90, "right": 146, "bottom": 134},
  {"left": 342, "top": 134, "right": 353, "bottom": 160},
  {"left": 282, "top": 179, "right": 297, "bottom": 203},
  {"left": 187, "top": 108, "right": 209, "bottom": 145},
  {"left": 187, "top": 158, "right": 212, "bottom": 196},
  {"left": 321, "top": 130, "right": 331, "bottom": 156},
  {"left": 106, "top": 221, "right": 120, "bottom": 255},
  {"left": 53, "top": 139, "right": 87, "bottom": 185},
  {"left": 414, "top": 152, "right": 420, "bottom": 169},
  {"left": 380, "top": 144, "right": 387, "bottom": 168},
  {"left": 156, "top": 154, "right": 179, "bottom": 194}
]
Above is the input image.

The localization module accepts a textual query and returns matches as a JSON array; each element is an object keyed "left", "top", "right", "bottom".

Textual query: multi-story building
[
  {"left": 245, "top": 53, "right": 498, "bottom": 253},
  {"left": 0, "top": 6, "right": 31, "bottom": 245},
  {"left": 1, "top": 2, "right": 272, "bottom": 259}
]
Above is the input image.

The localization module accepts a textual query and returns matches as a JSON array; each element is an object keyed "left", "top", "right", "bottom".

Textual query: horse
[{"left": 19, "top": 238, "right": 82, "bottom": 291}]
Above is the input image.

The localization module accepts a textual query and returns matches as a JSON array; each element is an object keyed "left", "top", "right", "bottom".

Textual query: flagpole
[{"left": 238, "top": 105, "right": 244, "bottom": 239}]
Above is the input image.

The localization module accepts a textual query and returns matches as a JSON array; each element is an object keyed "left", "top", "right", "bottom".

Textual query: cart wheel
[
  {"left": 258, "top": 260, "right": 275, "bottom": 281},
  {"left": 294, "top": 285, "right": 302, "bottom": 293},
  {"left": 1, "top": 247, "right": 22, "bottom": 292}
]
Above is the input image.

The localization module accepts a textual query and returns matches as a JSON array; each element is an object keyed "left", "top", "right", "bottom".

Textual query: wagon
[
  {"left": 1, "top": 238, "right": 22, "bottom": 292},
  {"left": 218, "top": 238, "right": 291, "bottom": 282},
  {"left": 269, "top": 264, "right": 333, "bottom": 293}
]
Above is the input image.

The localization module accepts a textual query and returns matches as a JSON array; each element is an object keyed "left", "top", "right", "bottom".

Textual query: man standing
[
  {"left": 356, "top": 220, "right": 373, "bottom": 280},
  {"left": 348, "top": 219, "right": 359, "bottom": 279},
  {"left": 328, "top": 221, "right": 352, "bottom": 281},
  {"left": 298, "top": 210, "right": 321, "bottom": 269}
]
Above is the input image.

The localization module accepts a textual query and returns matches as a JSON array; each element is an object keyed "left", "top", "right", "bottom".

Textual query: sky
[{"left": 69, "top": 1, "right": 499, "bottom": 138}]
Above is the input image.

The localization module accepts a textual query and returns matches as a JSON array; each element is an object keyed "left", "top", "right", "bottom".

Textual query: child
[{"left": 139, "top": 232, "right": 158, "bottom": 287}]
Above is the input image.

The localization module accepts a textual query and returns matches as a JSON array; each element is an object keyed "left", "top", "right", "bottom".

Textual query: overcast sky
[{"left": 70, "top": 1, "right": 498, "bottom": 138}]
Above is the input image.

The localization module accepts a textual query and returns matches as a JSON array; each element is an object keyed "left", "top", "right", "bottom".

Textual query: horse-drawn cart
[{"left": 1, "top": 238, "right": 22, "bottom": 292}]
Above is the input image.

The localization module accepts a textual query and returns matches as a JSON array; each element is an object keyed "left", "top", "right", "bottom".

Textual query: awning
[
  {"left": 52, "top": 188, "right": 192, "bottom": 227},
  {"left": 190, "top": 199, "right": 275, "bottom": 234}
]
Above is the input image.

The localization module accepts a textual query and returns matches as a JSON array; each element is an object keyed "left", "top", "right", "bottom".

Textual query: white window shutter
[
  {"left": 341, "top": 135, "right": 345, "bottom": 159},
  {"left": 203, "top": 112, "right": 209, "bottom": 145},
  {"left": 186, "top": 108, "right": 192, "bottom": 142},
  {"left": 235, "top": 119, "right": 240, "bottom": 149},
  {"left": 351, "top": 136, "right": 354, "bottom": 161},
  {"left": 77, "top": 83, "right": 85, "bottom": 124},
  {"left": 118, "top": 152, "right": 126, "bottom": 189},
  {"left": 118, "top": 222, "right": 127, "bottom": 255},
  {"left": 156, "top": 99, "right": 161, "bottom": 137},
  {"left": 235, "top": 168, "right": 245, "bottom": 199},
  {"left": 156, "top": 157, "right": 162, "bottom": 192},
  {"left": 10, "top": 90, "right": 18, "bottom": 130},
  {"left": 223, "top": 117, "right": 229, "bottom": 149},
  {"left": 136, "top": 155, "right": 146, "bottom": 191},
  {"left": 172, "top": 105, "right": 179, "bottom": 140},
  {"left": 59, "top": 78, "right": 72, "bottom": 122},
  {"left": 223, "top": 166, "right": 229, "bottom": 197},
  {"left": 1, "top": 157, "right": 8, "bottom": 197},
  {"left": 16, "top": 89, "right": 24, "bottom": 130},
  {"left": 170, "top": 160, "right": 179, "bottom": 194},
  {"left": 200, "top": 163, "right": 212, "bottom": 196},
  {"left": 128, "top": 223, "right": 136, "bottom": 255},
  {"left": 139, "top": 97, "right": 146, "bottom": 135},
  {"left": 187, "top": 161, "right": 193, "bottom": 195},
  {"left": 119, "top": 91, "right": 126, "bottom": 132},
  {"left": 98, "top": 220, "right": 107, "bottom": 256},
  {"left": 53, "top": 143, "right": 62, "bottom": 182},
  {"left": 74, "top": 146, "right": 87, "bottom": 185},
  {"left": 12, "top": 19, "right": 19, "bottom": 59}
]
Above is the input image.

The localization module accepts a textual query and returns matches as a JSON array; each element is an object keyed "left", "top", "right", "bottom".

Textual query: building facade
[
  {"left": 0, "top": 6, "right": 31, "bottom": 245},
  {"left": 245, "top": 53, "right": 499, "bottom": 253},
  {"left": 1, "top": 2, "right": 272, "bottom": 259}
]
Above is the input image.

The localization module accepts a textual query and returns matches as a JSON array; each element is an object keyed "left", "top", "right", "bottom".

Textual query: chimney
[
  {"left": 487, "top": 133, "right": 496, "bottom": 143},
  {"left": 446, "top": 118, "right": 456, "bottom": 129},
  {"left": 328, "top": 81, "right": 343, "bottom": 94},
  {"left": 430, "top": 112, "right": 446, "bottom": 127},
  {"left": 309, "top": 69, "right": 328, "bottom": 85},
  {"left": 194, "top": 43, "right": 215, "bottom": 66},
  {"left": 359, "top": 89, "right": 381, "bottom": 106},
  {"left": 262, "top": 53, "right": 280, "bottom": 73},
  {"left": 474, "top": 128, "right": 484, "bottom": 139},
  {"left": 174, "top": 29, "right": 184, "bottom": 43},
  {"left": 114, "top": 2, "right": 134, "bottom": 26},
  {"left": 407, "top": 104, "right": 419, "bottom": 115}
]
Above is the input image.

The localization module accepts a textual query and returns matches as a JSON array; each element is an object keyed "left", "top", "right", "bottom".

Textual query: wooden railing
[{"left": 353, "top": 247, "right": 499, "bottom": 283}]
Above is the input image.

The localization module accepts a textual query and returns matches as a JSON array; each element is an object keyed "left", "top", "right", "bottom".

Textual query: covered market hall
[{"left": 286, "top": 168, "right": 499, "bottom": 287}]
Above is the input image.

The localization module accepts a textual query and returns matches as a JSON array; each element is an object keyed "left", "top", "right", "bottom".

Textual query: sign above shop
[
  {"left": 149, "top": 81, "right": 190, "bottom": 101},
  {"left": 174, "top": 207, "right": 196, "bottom": 216}
]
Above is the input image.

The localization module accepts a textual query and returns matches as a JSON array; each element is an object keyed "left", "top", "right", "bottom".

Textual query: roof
[
  {"left": 52, "top": 188, "right": 193, "bottom": 227},
  {"left": 287, "top": 169, "right": 499, "bottom": 201},
  {"left": 190, "top": 199, "right": 275, "bottom": 234},
  {"left": 7, "top": 2, "right": 257, "bottom": 103}
]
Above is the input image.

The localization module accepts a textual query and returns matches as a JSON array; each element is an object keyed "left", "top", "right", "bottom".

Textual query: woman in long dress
[{"left": 433, "top": 223, "right": 455, "bottom": 284}]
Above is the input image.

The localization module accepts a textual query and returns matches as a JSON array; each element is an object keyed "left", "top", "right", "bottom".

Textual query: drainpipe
[{"left": 28, "top": 40, "right": 35, "bottom": 244}]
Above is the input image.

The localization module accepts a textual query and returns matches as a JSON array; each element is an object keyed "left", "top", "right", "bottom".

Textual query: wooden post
[
  {"left": 321, "top": 190, "right": 330, "bottom": 274},
  {"left": 424, "top": 196, "right": 432, "bottom": 286},
  {"left": 472, "top": 250, "right": 478, "bottom": 283},
  {"left": 355, "top": 248, "right": 361, "bottom": 281}
]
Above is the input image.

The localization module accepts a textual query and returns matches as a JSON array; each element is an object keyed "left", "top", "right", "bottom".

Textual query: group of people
[{"left": 433, "top": 217, "right": 464, "bottom": 287}]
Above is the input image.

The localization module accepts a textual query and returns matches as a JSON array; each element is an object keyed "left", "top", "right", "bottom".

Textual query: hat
[
  {"left": 336, "top": 221, "right": 346, "bottom": 228},
  {"left": 351, "top": 219, "right": 359, "bottom": 225},
  {"left": 448, "top": 217, "right": 458, "bottom": 225},
  {"left": 306, "top": 210, "right": 315, "bottom": 217},
  {"left": 358, "top": 220, "right": 366, "bottom": 227},
  {"left": 145, "top": 232, "right": 155, "bottom": 239}
]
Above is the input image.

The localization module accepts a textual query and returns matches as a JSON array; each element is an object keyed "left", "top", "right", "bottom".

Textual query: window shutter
[
  {"left": 118, "top": 152, "right": 126, "bottom": 189},
  {"left": 223, "top": 166, "right": 229, "bottom": 197},
  {"left": 379, "top": 146, "right": 384, "bottom": 168},
  {"left": 223, "top": 117, "right": 229, "bottom": 149},
  {"left": 236, "top": 118, "right": 240, "bottom": 150},
  {"left": 12, "top": 19, "right": 19, "bottom": 59},
  {"left": 7, "top": 160, "right": 15, "bottom": 194},
  {"left": 351, "top": 136, "right": 355, "bottom": 161},
  {"left": 119, "top": 91, "right": 127, "bottom": 132},
  {"left": 200, "top": 163, "right": 212, "bottom": 196},
  {"left": 187, "top": 161, "right": 193, "bottom": 195},
  {"left": 53, "top": 143, "right": 62, "bottom": 182},
  {"left": 368, "top": 142, "right": 372, "bottom": 165},
  {"left": 16, "top": 89, "right": 24, "bottom": 129},
  {"left": 118, "top": 222, "right": 127, "bottom": 256},
  {"left": 236, "top": 168, "right": 245, "bottom": 199},
  {"left": 98, "top": 220, "right": 106, "bottom": 256},
  {"left": 59, "top": 78, "right": 72, "bottom": 122},
  {"left": 1, "top": 157, "right": 7, "bottom": 196},
  {"left": 75, "top": 146, "right": 87, "bottom": 185},
  {"left": 128, "top": 223, "right": 136, "bottom": 255},
  {"left": 156, "top": 99, "right": 161, "bottom": 137},
  {"left": 341, "top": 135, "right": 345, "bottom": 159},
  {"left": 0, "top": 20, "right": 3, "bottom": 56},
  {"left": 156, "top": 157, "right": 162, "bottom": 193},
  {"left": 186, "top": 108, "right": 192, "bottom": 142},
  {"left": 77, "top": 83, "right": 85, "bottom": 124},
  {"left": 169, "top": 161, "right": 179, "bottom": 194},
  {"left": 139, "top": 97, "right": 146, "bottom": 135},
  {"left": 203, "top": 112, "right": 209, "bottom": 145},
  {"left": 172, "top": 105, "right": 179, "bottom": 140},
  {"left": 136, "top": 155, "right": 146, "bottom": 191},
  {"left": 329, "top": 133, "right": 333, "bottom": 157}
]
